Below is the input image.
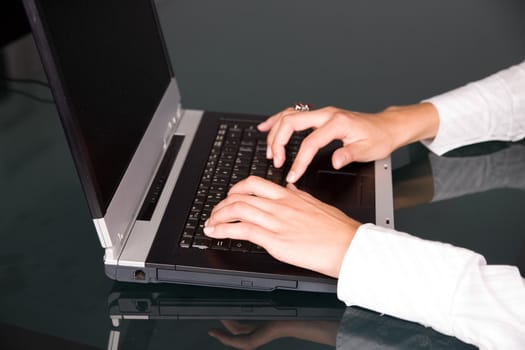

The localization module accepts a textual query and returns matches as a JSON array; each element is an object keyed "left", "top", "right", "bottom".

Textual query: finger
[
  {"left": 257, "top": 115, "right": 278, "bottom": 132},
  {"left": 260, "top": 108, "right": 295, "bottom": 159},
  {"left": 211, "top": 192, "right": 282, "bottom": 216},
  {"left": 267, "top": 107, "right": 334, "bottom": 168},
  {"left": 257, "top": 107, "right": 293, "bottom": 132},
  {"left": 266, "top": 109, "right": 295, "bottom": 161},
  {"left": 269, "top": 111, "right": 331, "bottom": 168},
  {"left": 266, "top": 105, "right": 328, "bottom": 162},
  {"left": 206, "top": 202, "right": 281, "bottom": 233},
  {"left": 286, "top": 117, "right": 351, "bottom": 183},
  {"left": 204, "top": 221, "right": 276, "bottom": 250},
  {"left": 220, "top": 320, "right": 257, "bottom": 335},
  {"left": 331, "top": 144, "right": 356, "bottom": 169},
  {"left": 228, "top": 176, "right": 287, "bottom": 199}
]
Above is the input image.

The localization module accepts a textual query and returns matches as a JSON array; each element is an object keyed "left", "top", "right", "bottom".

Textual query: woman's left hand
[{"left": 204, "top": 176, "right": 360, "bottom": 278}]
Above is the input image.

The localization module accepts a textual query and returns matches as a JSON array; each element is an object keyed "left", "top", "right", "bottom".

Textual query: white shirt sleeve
[
  {"left": 337, "top": 62, "right": 525, "bottom": 348},
  {"left": 421, "top": 60, "right": 525, "bottom": 155},
  {"left": 337, "top": 224, "right": 525, "bottom": 349}
]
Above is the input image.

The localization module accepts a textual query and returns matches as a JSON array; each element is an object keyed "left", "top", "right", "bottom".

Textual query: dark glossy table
[{"left": 1, "top": 1, "right": 524, "bottom": 349}]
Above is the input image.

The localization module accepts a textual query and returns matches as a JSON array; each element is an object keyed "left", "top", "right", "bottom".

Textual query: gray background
[{"left": 158, "top": 0, "right": 525, "bottom": 113}]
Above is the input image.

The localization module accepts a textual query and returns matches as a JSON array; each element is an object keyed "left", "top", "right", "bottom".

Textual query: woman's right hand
[{"left": 259, "top": 103, "right": 439, "bottom": 183}]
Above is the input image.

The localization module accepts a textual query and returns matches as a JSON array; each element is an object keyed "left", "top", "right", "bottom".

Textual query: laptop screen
[{"left": 35, "top": 0, "right": 172, "bottom": 216}]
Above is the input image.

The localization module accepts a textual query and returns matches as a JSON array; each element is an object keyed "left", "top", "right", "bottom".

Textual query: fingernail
[
  {"left": 286, "top": 170, "right": 297, "bottom": 183},
  {"left": 204, "top": 219, "right": 209, "bottom": 227},
  {"left": 273, "top": 154, "right": 281, "bottom": 167},
  {"left": 266, "top": 147, "right": 273, "bottom": 159},
  {"left": 334, "top": 154, "right": 346, "bottom": 169},
  {"left": 257, "top": 121, "right": 267, "bottom": 130},
  {"left": 203, "top": 226, "right": 214, "bottom": 235}
]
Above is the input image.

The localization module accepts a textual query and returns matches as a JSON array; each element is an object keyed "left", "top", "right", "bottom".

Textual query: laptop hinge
[
  {"left": 163, "top": 103, "right": 184, "bottom": 150},
  {"left": 93, "top": 218, "right": 112, "bottom": 248}
]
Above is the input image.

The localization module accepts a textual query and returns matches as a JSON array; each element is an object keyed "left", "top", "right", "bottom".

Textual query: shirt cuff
[
  {"left": 420, "top": 60, "right": 525, "bottom": 155},
  {"left": 336, "top": 223, "right": 485, "bottom": 337}
]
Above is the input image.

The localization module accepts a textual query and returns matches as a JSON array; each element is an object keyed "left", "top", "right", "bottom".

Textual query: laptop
[{"left": 23, "top": 0, "right": 394, "bottom": 292}]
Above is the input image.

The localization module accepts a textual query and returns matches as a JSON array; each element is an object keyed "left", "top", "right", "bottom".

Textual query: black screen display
[{"left": 36, "top": 0, "right": 172, "bottom": 216}]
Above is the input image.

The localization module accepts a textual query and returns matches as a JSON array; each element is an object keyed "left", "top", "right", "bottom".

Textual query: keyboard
[{"left": 178, "top": 120, "right": 305, "bottom": 252}]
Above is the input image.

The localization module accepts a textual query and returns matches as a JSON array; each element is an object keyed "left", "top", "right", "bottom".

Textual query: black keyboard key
[
  {"left": 197, "top": 219, "right": 206, "bottom": 232},
  {"left": 225, "top": 139, "right": 239, "bottom": 146},
  {"left": 220, "top": 153, "right": 235, "bottom": 161},
  {"left": 179, "top": 120, "right": 310, "bottom": 254},
  {"left": 217, "top": 160, "right": 233, "bottom": 168},
  {"left": 203, "top": 202, "right": 213, "bottom": 213},
  {"left": 215, "top": 168, "right": 231, "bottom": 177},
  {"left": 179, "top": 237, "right": 192, "bottom": 248},
  {"left": 185, "top": 218, "right": 198, "bottom": 230},
  {"left": 200, "top": 211, "right": 210, "bottom": 221},
  {"left": 223, "top": 146, "right": 237, "bottom": 154},
  {"left": 227, "top": 129, "right": 242, "bottom": 137},
  {"left": 231, "top": 240, "right": 250, "bottom": 252},
  {"left": 211, "top": 239, "right": 231, "bottom": 251},
  {"left": 212, "top": 177, "right": 228, "bottom": 186},
  {"left": 207, "top": 192, "right": 223, "bottom": 201},
  {"left": 209, "top": 184, "right": 227, "bottom": 193},
  {"left": 194, "top": 195, "right": 206, "bottom": 206},
  {"left": 188, "top": 210, "right": 201, "bottom": 221},
  {"left": 241, "top": 140, "right": 256, "bottom": 147},
  {"left": 250, "top": 170, "right": 266, "bottom": 177},
  {"left": 192, "top": 237, "right": 212, "bottom": 249},
  {"left": 182, "top": 228, "right": 194, "bottom": 238},
  {"left": 191, "top": 202, "right": 203, "bottom": 212},
  {"left": 230, "top": 173, "right": 244, "bottom": 184}
]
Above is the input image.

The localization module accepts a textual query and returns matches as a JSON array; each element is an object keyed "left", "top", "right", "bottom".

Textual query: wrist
[{"left": 380, "top": 103, "right": 440, "bottom": 151}]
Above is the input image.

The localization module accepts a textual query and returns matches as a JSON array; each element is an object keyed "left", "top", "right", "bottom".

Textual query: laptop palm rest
[{"left": 298, "top": 141, "right": 375, "bottom": 223}]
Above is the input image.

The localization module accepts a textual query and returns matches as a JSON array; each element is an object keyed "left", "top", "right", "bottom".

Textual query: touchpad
[{"left": 297, "top": 142, "right": 375, "bottom": 223}]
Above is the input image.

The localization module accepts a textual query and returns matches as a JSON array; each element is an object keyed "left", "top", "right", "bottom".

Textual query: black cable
[
  {"left": 0, "top": 75, "right": 50, "bottom": 87},
  {"left": 5, "top": 87, "right": 55, "bottom": 104}
]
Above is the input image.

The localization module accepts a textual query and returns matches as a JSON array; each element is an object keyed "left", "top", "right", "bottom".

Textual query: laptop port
[{"left": 134, "top": 270, "right": 146, "bottom": 281}]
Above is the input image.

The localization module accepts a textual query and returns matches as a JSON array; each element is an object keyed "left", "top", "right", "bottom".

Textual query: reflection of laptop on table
[
  {"left": 108, "top": 283, "right": 345, "bottom": 323},
  {"left": 107, "top": 283, "right": 344, "bottom": 350},
  {"left": 23, "top": 0, "right": 394, "bottom": 292}
]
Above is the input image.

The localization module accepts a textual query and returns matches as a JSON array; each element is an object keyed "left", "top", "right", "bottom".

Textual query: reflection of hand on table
[
  {"left": 208, "top": 320, "right": 339, "bottom": 349},
  {"left": 393, "top": 156, "right": 434, "bottom": 210},
  {"left": 393, "top": 142, "right": 525, "bottom": 210}
]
